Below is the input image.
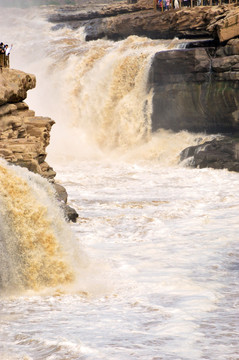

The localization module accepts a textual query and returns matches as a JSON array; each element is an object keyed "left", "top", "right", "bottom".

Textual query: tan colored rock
[
  {"left": 216, "top": 7, "right": 239, "bottom": 42},
  {"left": 0, "top": 67, "right": 78, "bottom": 221},
  {"left": 0, "top": 68, "right": 36, "bottom": 106},
  {"left": 207, "top": 5, "right": 239, "bottom": 42},
  {"left": 54, "top": 3, "right": 237, "bottom": 43},
  {"left": 0, "top": 111, "right": 55, "bottom": 179},
  {"left": 0, "top": 68, "right": 55, "bottom": 180}
]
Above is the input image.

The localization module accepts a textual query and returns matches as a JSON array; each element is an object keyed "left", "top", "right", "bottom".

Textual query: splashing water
[
  {"left": 0, "top": 6, "right": 239, "bottom": 360},
  {"left": 0, "top": 6, "right": 212, "bottom": 164},
  {"left": 0, "top": 160, "right": 76, "bottom": 293}
]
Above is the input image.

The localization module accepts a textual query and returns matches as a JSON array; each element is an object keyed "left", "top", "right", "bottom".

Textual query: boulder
[
  {"left": 0, "top": 68, "right": 36, "bottom": 105},
  {"left": 207, "top": 6, "right": 239, "bottom": 42},
  {"left": 61, "top": 203, "right": 79, "bottom": 223},
  {"left": 180, "top": 138, "right": 239, "bottom": 172},
  {"left": 53, "top": 183, "right": 79, "bottom": 223}
]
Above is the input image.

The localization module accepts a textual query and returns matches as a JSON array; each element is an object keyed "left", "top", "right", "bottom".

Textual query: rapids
[{"left": 0, "top": 5, "right": 239, "bottom": 360}]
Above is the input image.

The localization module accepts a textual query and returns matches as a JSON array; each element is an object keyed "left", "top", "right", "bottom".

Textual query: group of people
[
  {"left": 157, "top": 0, "right": 179, "bottom": 10},
  {"left": 0, "top": 42, "right": 13, "bottom": 70}
]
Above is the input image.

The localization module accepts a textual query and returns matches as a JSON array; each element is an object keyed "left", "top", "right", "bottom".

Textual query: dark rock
[
  {"left": 53, "top": 182, "right": 79, "bottom": 222},
  {"left": 61, "top": 203, "right": 79, "bottom": 223},
  {"left": 149, "top": 48, "right": 239, "bottom": 133},
  {"left": 216, "top": 38, "right": 239, "bottom": 57},
  {"left": 180, "top": 138, "right": 239, "bottom": 172},
  {"left": 212, "top": 55, "right": 239, "bottom": 72},
  {"left": 53, "top": 183, "right": 68, "bottom": 203}
]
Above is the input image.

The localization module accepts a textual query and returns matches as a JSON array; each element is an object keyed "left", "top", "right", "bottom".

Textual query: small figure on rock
[
  {"left": 0, "top": 42, "right": 5, "bottom": 71},
  {"left": 4, "top": 44, "right": 13, "bottom": 68}
]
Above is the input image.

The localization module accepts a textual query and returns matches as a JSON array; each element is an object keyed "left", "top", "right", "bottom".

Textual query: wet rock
[
  {"left": 180, "top": 138, "right": 239, "bottom": 172},
  {"left": 149, "top": 47, "right": 239, "bottom": 133},
  {"left": 61, "top": 203, "right": 79, "bottom": 223},
  {"left": 54, "top": 183, "right": 78, "bottom": 222},
  {"left": 53, "top": 183, "right": 68, "bottom": 203}
]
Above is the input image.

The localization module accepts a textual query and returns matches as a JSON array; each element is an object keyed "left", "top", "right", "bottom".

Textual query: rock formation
[
  {"left": 180, "top": 138, "right": 239, "bottom": 172},
  {"left": 149, "top": 41, "right": 239, "bottom": 133},
  {"left": 0, "top": 68, "right": 78, "bottom": 222},
  {"left": 49, "top": 2, "right": 239, "bottom": 135},
  {"left": 49, "top": 1, "right": 239, "bottom": 172},
  {"left": 49, "top": 2, "right": 239, "bottom": 42}
]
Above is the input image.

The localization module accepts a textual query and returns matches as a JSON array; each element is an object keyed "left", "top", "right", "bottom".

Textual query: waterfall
[
  {"left": 0, "top": 6, "right": 213, "bottom": 164},
  {"left": 0, "top": 160, "right": 77, "bottom": 294}
]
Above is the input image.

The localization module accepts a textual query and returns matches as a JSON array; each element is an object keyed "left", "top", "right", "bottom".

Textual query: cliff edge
[{"left": 0, "top": 68, "right": 78, "bottom": 222}]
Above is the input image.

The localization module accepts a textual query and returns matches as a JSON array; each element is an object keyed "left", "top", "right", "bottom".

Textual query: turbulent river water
[{"left": 0, "top": 5, "right": 239, "bottom": 360}]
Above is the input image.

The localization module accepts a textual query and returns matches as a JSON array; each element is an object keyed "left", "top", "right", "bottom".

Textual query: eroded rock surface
[
  {"left": 180, "top": 138, "right": 239, "bottom": 172},
  {"left": 149, "top": 41, "right": 239, "bottom": 133},
  {"left": 0, "top": 69, "right": 55, "bottom": 180},
  {"left": 49, "top": 2, "right": 239, "bottom": 42},
  {"left": 0, "top": 68, "right": 78, "bottom": 222}
]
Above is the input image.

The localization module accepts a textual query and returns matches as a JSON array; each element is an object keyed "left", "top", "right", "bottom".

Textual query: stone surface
[
  {"left": 61, "top": 203, "right": 79, "bottom": 223},
  {"left": 208, "top": 6, "right": 239, "bottom": 42},
  {"left": 180, "top": 138, "right": 239, "bottom": 172},
  {"left": 53, "top": 183, "right": 79, "bottom": 223},
  {"left": 149, "top": 47, "right": 239, "bottom": 133},
  {"left": 0, "top": 68, "right": 36, "bottom": 105},
  {"left": 48, "top": 2, "right": 239, "bottom": 42},
  {"left": 0, "top": 100, "right": 56, "bottom": 180},
  {"left": 0, "top": 67, "right": 78, "bottom": 221}
]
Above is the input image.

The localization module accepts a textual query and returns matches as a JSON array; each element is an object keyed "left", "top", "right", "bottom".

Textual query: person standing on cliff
[
  {"left": 4, "top": 44, "right": 13, "bottom": 68},
  {"left": 0, "top": 43, "right": 5, "bottom": 71}
]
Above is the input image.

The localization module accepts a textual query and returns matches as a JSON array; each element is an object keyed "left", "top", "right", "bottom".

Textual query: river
[{"left": 0, "top": 5, "right": 239, "bottom": 360}]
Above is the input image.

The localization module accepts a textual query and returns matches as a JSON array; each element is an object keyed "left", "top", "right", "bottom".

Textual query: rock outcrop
[
  {"left": 149, "top": 41, "right": 239, "bottom": 133},
  {"left": 180, "top": 137, "right": 239, "bottom": 172},
  {"left": 48, "top": 1, "right": 239, "bottom": 172},
  {"left": 0, "top": 68, "right": 56, "bottom": 180},
  {"left": 0, "top": 68, "right": 78, "bottom": 222},
  {"left": 49, "top": 2, "right": 239, "bottom": 42}
]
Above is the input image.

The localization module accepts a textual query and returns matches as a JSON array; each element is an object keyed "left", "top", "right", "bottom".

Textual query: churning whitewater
[{"left": 0, "top": 5, "right": 239, "bottom": 360}]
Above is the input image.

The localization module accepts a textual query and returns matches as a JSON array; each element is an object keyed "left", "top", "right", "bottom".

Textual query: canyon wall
[
  {"left": 49, "top": 2, "right": 239, "bottom": 136},
  {"left": 149, "top": 40, "right": 239, "bottom": 133},
  {"left": 0, "top": 68, "right": 78, "bottom": 221}
]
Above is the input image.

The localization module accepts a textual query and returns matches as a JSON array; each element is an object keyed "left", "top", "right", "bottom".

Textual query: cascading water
[
  {"left": 0, "top": 5, "right": 239, "bottom": 360},
  {"left": 0, "top": 6, "right": 211, "bottom": 163},
  {"left": 0, "top": 160, "right": 75, "bottom": 293}
]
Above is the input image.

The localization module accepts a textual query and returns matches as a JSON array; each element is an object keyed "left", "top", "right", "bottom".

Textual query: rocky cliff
[
  {"left": 49, "top": 2, "right": 239, "bottom": 132},
  {"left": 0, "top": 68, "right": 56, "bottom": 180},
  {"left": 49, "top": 2, "right": 239, "bottom": 42},
  {"left": 0, "top": 68, "right": 78, "bottom": 222},
  {"left": 149, "top": 39, "right": 239, "bottom": 134},
  {"left": 48, "top": 0, "right": 239, "bottom": 172}
]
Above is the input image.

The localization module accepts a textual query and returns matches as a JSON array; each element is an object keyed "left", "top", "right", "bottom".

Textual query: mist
[
  {"left": 0, "top": 0, "right": 85, "bottom": 8},
  {"left": 0, "top": 0, "right": 115, "bottom": 8}
]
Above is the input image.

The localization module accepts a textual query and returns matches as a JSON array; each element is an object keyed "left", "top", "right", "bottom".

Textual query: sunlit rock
[{"left": 0, "top": 68, "right": 78, "bottom": 221}]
